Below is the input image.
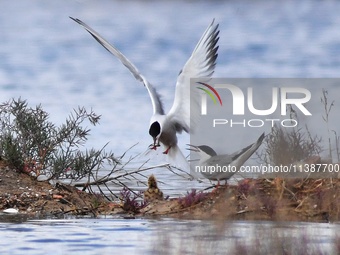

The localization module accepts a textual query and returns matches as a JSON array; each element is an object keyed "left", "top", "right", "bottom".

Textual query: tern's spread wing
[
  {"left": 70, "top": 17, "right": 164, "bottom": 115},
  {"left": 167, "top": 20, "right": 219, "bottom": 133}
]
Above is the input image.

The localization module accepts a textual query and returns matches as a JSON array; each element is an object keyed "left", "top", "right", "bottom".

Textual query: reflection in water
[
  {"left": 151, "top": 220, "right": 340, "bottom": 254},
  {"left": 0, "top": 217, "right": 338, "bottom": 254}
]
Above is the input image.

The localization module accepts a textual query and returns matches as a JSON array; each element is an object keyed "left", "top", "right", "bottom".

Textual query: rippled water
[
  {"left": 0, "top": 215, "right": 339, "bottom": 254},
  {"left": 2, "top": 0, "right": 340, "bottom": 253}
]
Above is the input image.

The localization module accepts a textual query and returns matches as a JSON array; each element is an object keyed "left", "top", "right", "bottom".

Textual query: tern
[
  {"left": 188, "top": 133, "right": 265, "bottom": 184},
  {"left": 70, "top": 17, "right": 219, "bottom": 169}
]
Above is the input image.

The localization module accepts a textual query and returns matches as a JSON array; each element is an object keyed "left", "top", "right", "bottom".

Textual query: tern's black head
[
  {"left": 149, "top": 121, "right": 161, "bottom": 138},
  {"left": 198, "top": 145, "right": 217, "bottom": 157}
]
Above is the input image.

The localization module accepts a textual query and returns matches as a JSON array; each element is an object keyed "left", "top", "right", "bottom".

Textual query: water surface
[{"left": 0, "top": 216, "right": 339, "bottom": 254}]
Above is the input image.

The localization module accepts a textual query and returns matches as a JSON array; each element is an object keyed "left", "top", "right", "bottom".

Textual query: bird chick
[{"left": 144, "top": 174, "right": 164, "bottom": 202}]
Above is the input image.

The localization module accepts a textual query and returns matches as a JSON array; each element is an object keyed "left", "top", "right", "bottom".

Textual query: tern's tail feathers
[
  {"left": 231, "top": 132, "right": 265, "bottom": 168},
  {"left": 166, "top": 145, "right": 192, "bottom": 172}
]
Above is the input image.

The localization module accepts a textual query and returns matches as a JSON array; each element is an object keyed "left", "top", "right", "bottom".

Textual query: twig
[{"left": 74, "top": 163, "right": 169, "bottom": 188}]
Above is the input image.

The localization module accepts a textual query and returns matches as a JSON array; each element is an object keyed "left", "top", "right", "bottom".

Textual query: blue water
[
  {"left": 2, "top": 0, "right": 340, "bottom": 154},
  {"left": 2, "top": 0, "right": 340, "bottom": 253},
  {"left": 0, "top": 216, "right": 339, "bottom": 255}
]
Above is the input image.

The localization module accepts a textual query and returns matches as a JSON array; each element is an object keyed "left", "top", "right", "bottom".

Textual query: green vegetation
[{"left": 0, "top": 98, "right": 117, "bottom": 180}]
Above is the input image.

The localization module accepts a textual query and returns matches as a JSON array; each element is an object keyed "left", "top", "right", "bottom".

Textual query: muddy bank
[
  {"left": 0, "top": 163, "right": 113, "bottom": 217},
  {"left": 143, "top": 178, "right": 339, "bottom": 222},
  {"left": 1, "top": 162, "right": 339, "bottom": 222}
]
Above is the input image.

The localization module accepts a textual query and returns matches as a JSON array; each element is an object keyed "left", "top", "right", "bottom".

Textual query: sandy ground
[{"left": 1, "top": 160, "right": 339, "bottom": 222}]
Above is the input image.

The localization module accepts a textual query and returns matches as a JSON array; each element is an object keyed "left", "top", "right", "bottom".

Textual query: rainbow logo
[{"left": 196, "top": 82, "right": 222, "bottom": 106}]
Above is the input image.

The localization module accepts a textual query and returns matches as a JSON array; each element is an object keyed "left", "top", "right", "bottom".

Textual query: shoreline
[{"left": 1, "top": 161, "right": 339, "bottom": 223}]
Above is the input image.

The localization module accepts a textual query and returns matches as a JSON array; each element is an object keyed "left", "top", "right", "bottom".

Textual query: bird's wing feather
[
  {"left": 167, "top": 19, "right": 219, "bottom": 133},
  {"left": 200, "top": 133, "right": 265, "bottom": 181},
  {"left": 207, "top": 154, "right": 233, "bottom": 166},
  {"left": 70, "top": 17, "right": 164, "bottom": 115},
  {"left": 205, "top": 133, "right": 265, "bottom": 167},
  {"left": 229, "top": 132, "right": 265, "bottom": 168}
]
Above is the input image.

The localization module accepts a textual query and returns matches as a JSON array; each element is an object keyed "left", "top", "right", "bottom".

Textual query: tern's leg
[
  {"left": 163, "top": 146, "right": 171, "bottom": 154},
  {"left": 149, "top": 143, "right": 161, "bottom": 150},
  {"left": 210, "top": 180, "right": 220, "bottom": 193}
]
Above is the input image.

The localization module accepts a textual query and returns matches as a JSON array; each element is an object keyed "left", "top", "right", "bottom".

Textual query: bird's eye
[{"left": 149, "top": 121, "right": 161, "bottom": 138}]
